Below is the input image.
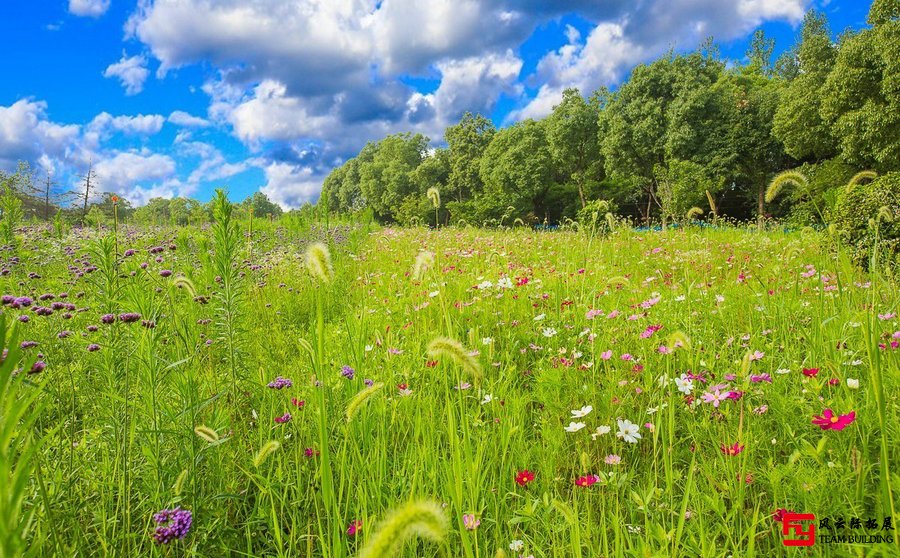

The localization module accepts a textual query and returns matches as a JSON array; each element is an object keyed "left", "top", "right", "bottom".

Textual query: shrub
[{"left": 832, "top": 172, "right": 900, "bottom": 269}]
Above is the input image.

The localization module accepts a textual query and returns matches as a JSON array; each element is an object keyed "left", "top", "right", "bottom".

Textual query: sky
[{"left": 0, "top": 0, "right": 873, "bottom": 209}]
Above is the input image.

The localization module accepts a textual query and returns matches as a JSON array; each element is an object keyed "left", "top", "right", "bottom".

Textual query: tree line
[
  {"left": 0, "top": 160, "right": 285, "bottom": 227},
  {"left": 321, "top": 4, "right": 899, "bottom": 227}
]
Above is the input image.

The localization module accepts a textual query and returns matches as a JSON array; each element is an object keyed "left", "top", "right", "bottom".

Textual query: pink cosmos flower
[
  {"left": 721, "top": 442, "right": 744, "bottom": 456},
  {"left": 802, "top": 368, "right": 819, "bottom": 377},
  {"left": 812, "top": 409, "right": 856, "bottom": 431},
  {"left": 600, "top": 350, "right": 612, "bottom": 360},
  {"left": 702, "top": 389, "right": 729, "bottom": 407},
  {"left": 347, "top": 520, "right": 362, "bottom": 537}
]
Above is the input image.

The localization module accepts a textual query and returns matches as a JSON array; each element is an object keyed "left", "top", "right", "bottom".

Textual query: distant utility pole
[
  {"left": 41, "top": 170, "right": 57, "bottom": 220},
  {"left": 78, "top": 159, "right": 98, "bottom": 220}
]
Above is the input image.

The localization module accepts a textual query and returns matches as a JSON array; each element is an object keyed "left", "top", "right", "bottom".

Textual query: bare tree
[{"left": 76, "top": 159, "right": 99, "bottom": 220}]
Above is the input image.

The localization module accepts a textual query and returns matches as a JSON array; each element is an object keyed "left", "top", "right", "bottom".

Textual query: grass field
[{"left": 2, "top": 212, "right": 898, "bottom": 557}]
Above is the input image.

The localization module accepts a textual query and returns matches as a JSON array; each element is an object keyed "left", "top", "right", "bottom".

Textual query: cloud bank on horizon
[{"left": 0, "top": 0, "right": 863, "bottom": 208}]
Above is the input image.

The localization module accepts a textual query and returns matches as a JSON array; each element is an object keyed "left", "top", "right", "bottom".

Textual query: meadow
[{"left": 1, "top": 199, "right": 898, "bottom": 557}]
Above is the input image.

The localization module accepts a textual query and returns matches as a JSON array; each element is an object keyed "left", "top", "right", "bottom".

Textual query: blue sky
[{"left": 0, "top": 0, "right": 872, "bottom": 208}]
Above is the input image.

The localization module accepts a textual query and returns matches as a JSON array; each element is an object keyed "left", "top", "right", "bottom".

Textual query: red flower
[
  {"left": 575, "top": 475, "right": 598, "bottom": 487},
  {"left": 397, "top": 383, "right": 408, "bottom": 391},
  {"left": 425, "top": 360, "right": 438, "bottom": 368},
  {"left": 515, "top": 469, "right": 535, "bottom": 486},
  {"left": 347, "top": 520, "right": 362, "bottom": 537},
  {"left": 812, "top": 409, "right": 856, "bottom": 431},
  {"left": 111, "top": 195, "right": 119, "bottom": 204},
  {"left": 828, "top": 378, "right": 840, "bottom": 386},
  {"left": 720, "top": 442, "right": 745, "bottom": 456},
  {"left": 802, "top": 367, "right": 819, "bottom": 377},
  {"left": 773, "top": 508, "right": 794, "bottom": 523}
]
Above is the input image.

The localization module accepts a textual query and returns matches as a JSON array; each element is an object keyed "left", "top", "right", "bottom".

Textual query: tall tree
[
  {"left": 773, "top": 10, "right": 839, "bottom": 161},
  {"left": 546, "top": 88, "right": 604, "bottom": 208},
  {"left": 444, "top": 113, "right": 495, "bottom": 203},
  {"left": 357, "top": 133, "right": 429, "bottom": 222},
  {"left": 76, "top": 160, "right": 98, "bottom": 220}
]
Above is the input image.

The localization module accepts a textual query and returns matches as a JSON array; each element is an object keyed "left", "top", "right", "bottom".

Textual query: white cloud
[
  {"left": 168, "top": 110, "right": 210, "bottom": 127},
  {"left": 68, "top": 0, "right": 110, "bottom": 17},
  {"left": 103, "top": 53, "right": 150, "bottom": 95},
  {"left": 89, "top": 112, "right": 165, "bottom": 136},
  {"left": 0, "top": 99, "right": 80, "bottom": 169},
  {"left": 93, "top": 151, "right": 177, "bottom": 195},
  {"left": 260, "top": 161, "right": 324, "bottom": 208}
]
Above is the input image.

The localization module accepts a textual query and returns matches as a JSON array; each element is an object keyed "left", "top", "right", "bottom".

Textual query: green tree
[
  {"left": 479, "top": 119, "right": 554, "bottom": 222},
  {"left": 820, "top": 2, "right": 900, "bottom": 171},
  {"left": 546, "top": 88, "right": 604, "bottom": 208},
  {"left": 244, "top": 191, "right": 283, "bottom": 218},
  {"left": 444, "top": 113, "right": 495, "bottom": 203},
  {"left": 773, "top": 10, "right": 839, "bottom": 161},
  {"left": 358, "top": 133, "right": 429, "bottom": 222}
]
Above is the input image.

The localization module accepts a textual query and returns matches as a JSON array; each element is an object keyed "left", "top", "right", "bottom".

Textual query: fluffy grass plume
[
  {"left": 705, "top": 190, "right": 718, "bottom": 216},
  {"left": 172, "top": 275, "right": 197, "bottom": 297},
  {"left": 193, "top": 425, "right": 219, "bottom": 443},
  {"left": 427, "top": 336, "right": 482, "bottom": 383},
  {"left": 765, "top": 170, "right": 809, "bottom": 203},
  {"left": 846, "top": 170, "right": 877, "bottom": 191},
  {"left": 426, "top": 187, "right": 441, "bottom": 208},
  {"left": 253, "top": 440, "right": 281, "bottom": 468},
  {"left": 685, "top": 207, "right": 703, "bottom": 221},
  {"left": 412, "top": 251, "right": 435, "bottom": 281},
  {"left": 306, "top": 242, "right": 334, "bottom": 283},
  {"left": 346, "top": 382, "right": 385, "bottom": 422},
  {"left": 358, "top": 500, "right": 448, "bottom": 558}
]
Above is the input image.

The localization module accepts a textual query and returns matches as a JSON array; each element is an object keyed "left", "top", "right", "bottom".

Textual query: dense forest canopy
[{"left": 321, "top": 3, "right": 899, "bottom": 227}]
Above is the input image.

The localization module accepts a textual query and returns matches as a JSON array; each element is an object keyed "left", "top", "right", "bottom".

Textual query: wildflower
[
  {"left": 802, "top": 367, "right": 819, "bottom": 377},
  {"left": 674, "top": 374, "right": 694, "bottom": 395},
  {"left": 620, "top": 353, "right": 633, "bottom": 361},
  {"left": 151, "top": 507, "right": 192, "bottom": 544},
  {"left": 701, "top": 389, "right": 729, "bottom": 407},
  {"left": 291, "top": 397, "right": 305, "bottom": 408},
  {"left": 592, "top": 425, "right": 611, "bottom": 440},
  {"left": 616, "top": 419, "right": 641, "bottom": 444},
  {"left": 600, "top": 350, "right": 612, "bottom": 360},
  {"left": 748, "top": 350, "right": 764, "bottom": 361},
  {"left": 812, "top": 409, "right": 856, "bottom": 431},
  {"left": 542, "top": 327, "right": 557, "bottom": 338},
  {"left": 341, "top": 365, "right": 355, "bottom": 380},
  {"left": 119, "top": 312, "right": 141, "bottom": 323},
  {"left": 846, "top": 378, "right": 859, "bottom": 389},
  {"left": 364, "top": 378, "right": 374, "bottom": 387},
  {"left": 267, "top": 376, "right": 293, "bottom": 389},
  {"left": 274, "top": 412, "right": 292, "bottom": 424},
  {"left": 515, "top": 470, "right": 535, "bottom": 486},
  {"left": 565, "top": 421, "right": 586, "bottom": 433},
  {"left": 570, "top": 405, "right": 592, "bottom": 418},
  {"left": 160, "top": 270, "right": 173, "bottom": 277},
  {"left": 481, "top": 393, "right": 493, "bottom": 405},
  {"left": 462, "top": 514, "right": 480, "bottom": 530},
  {"left": 575, "top": 475, "right": 598, "bottom": 487},
  {"left": 750, "top": 373, "right": 772, "bottom": 383},
  {"left": 347, "top": 520, "right": 362, "bottom": 537},
  {"left": 87, "top": 343, "right": 101, "bottom": 352},
  {"left": 721, "top": 442, "right": 744, "bottom": 456},
  {"left": 100, "top": 313, "right": 115, "bottom": 324},
  {"left": 605, "top": 454, "right": 621, "bottom": 465},
  {"left": 773, "top": 508, "right": 795, "bottom": 523},
  {"left": 509, "top": 540, "right": 525, "bottom": 552}
]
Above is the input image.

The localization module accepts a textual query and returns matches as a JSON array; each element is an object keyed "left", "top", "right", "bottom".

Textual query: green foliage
[
  {"left": 357, "top": 133, "right": 430, "bottom": 222},
  {"left": 0, "top": 186, "right": 23, "bottom": 247},
  {"left": 832, "top": 172, "right": 900, "bottom": 268}
]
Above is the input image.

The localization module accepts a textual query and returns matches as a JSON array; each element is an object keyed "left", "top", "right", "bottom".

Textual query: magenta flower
[
  {"left": 701, "top": 389, "right": 728, "bottom": 407},
  {"left": 812, "top": 409, "right": 856, "bottom": 431}
]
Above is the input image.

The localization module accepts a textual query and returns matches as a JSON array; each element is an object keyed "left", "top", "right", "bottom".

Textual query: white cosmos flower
[
  {"left": 592, "top": 425, "right": 611, "bottom": 440},
  {"left": 482, "top": 337, "right": 493, "bottom": 345},
  {"left": 533, "top": 313, "right": 546, "bottom": 321},
  {"left": 429, "top": 290, "right": 440, "bottom": 298},
  {"left": 616, "top": 419, "right": 642, "bottom": 444},
  {"left": 571, "top": 405, "right": 592, "bottom": 418},
  {"left": 565, "top": 421, "right": 586, "bottom": 433},
  {"left": 509, "top": 540, "right": 524, "bottom": 552},
  {"left": 498, "top": 277, "right": 513, "bottom": 289},
  {"left": 674, "top": 374, "right": 694, "bottom": 395},
  {"left": 542, "top": 327, "right": 557, "bottom": 338},
  {"left": 481, "top": 394, "right": 493, "bottom": 405},
  {"left": 846, "top": 378, "right": 859, "bottom": 389}
]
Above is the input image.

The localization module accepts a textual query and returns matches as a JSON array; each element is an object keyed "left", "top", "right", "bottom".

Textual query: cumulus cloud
[
  {"left": 260, "top": 161, "right": 325, "bottom": 208},
  {"left": 103, "top": 53, "right": 150, "bottom": 95},
  {"left": 88, "top": 112, "right": 165, "bottom": 136},
  {"left": 68, "top": 0, "right": 110, "bottom": 18},
  {"left": 0, "top": 99, "right": 80, "bottom": 169},
  {"left": 168, "top": 110, "right": 210, "bottom": 128}
]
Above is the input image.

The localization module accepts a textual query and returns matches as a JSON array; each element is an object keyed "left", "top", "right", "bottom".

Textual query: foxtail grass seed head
[
  {"left": 686, "top": 207, "right": 703, "bottom": 221},
  {"left": 358, "top": 500, "right": 448, "bottom": 558},
  {"left": 306, "top": 242, "right": 334, "bottom": 283},
  {"left": 846, "top": 170, "right": 877, "bottom": 191},
  {"left": 253, "top": 440, "right": 281, "bottom": 468},
  {"left": 706, "top": 190, "right": 717, "bottom": 214},
  {"left": 426, "top": 187, "right": 440, "bottom": 208},
  {"left": 346, "top": 382, "right": 385, "bottom": 422},
  {"left": 876, "top": 205, "right": 894, "bottom": 224},
  {"left": 173, "top": 469, "right": 189, "bottom": 496},
  {"left": 172, "top": 276, "right": 197, "bottom": 297},
  {"left": 765, "top": 170, "right": 808, "bottom": 203},
  {"left": 427, "top": 336, "right": 482, "bottom": 383},
  {"left": 412, "top": 251, "right": 435, "bottom": 281},
  {"left": 193, "top": 425, "right": 220, "bottom": 443}
]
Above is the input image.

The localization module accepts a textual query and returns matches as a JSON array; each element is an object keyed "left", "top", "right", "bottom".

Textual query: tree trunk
[{"left": 757, "top": 181, "right": 765, "bottom": 231}]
